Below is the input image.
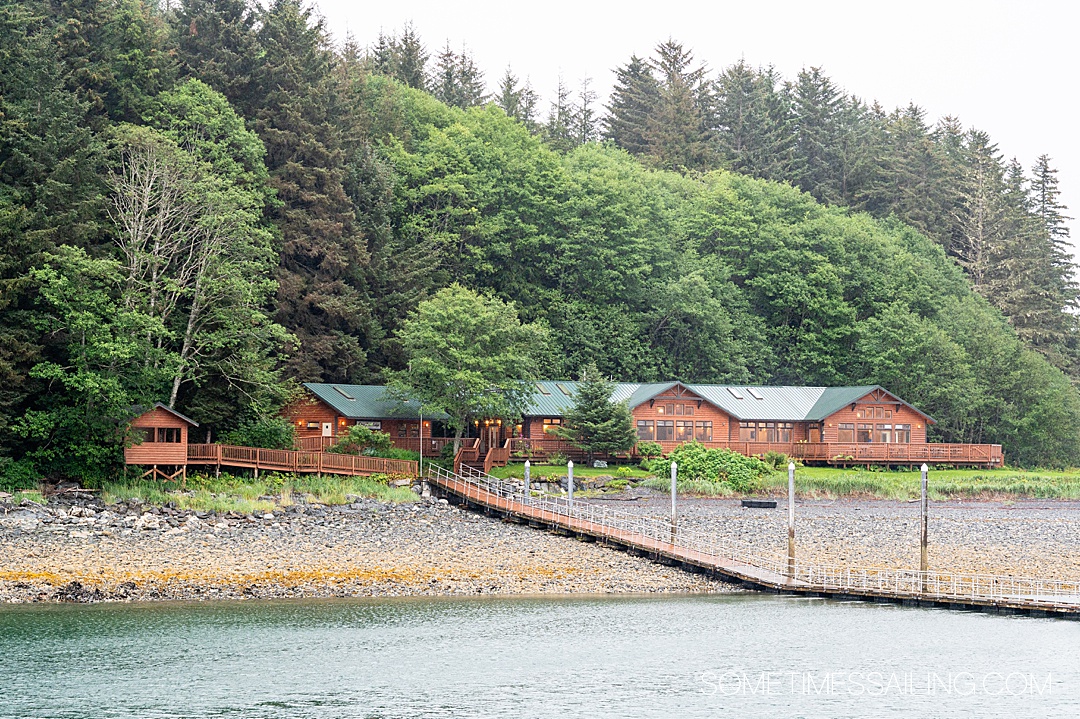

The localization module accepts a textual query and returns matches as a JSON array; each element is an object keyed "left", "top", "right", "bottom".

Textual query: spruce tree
[
  {"left": 555, "top": 363, "right": 637, "bottom": 463},
  {"left": 644, "top": 40, "right": 715, "bottom": 171},
  {"left": 171, "top": 0, "right": 259, "bottom": 109},
  {"left": 248, "top": 0, "right": 370, "bottom": 381},
  {"left": 543, "top": 77, "right": 576, "bottom": 152},
  {"left": 603, "top": 55, "right": 658, "bottom": 156},
  {"left": 790, "top": 67, "right": 844, "bottom": 203}
]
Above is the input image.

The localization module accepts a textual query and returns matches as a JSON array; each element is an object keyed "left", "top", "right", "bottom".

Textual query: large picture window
[
  {"left": 767, "top": 422, "right": 793, "bottom": 442},
  {"left": 156, "top": 427, "right": 181, "bottom": 443},
  {"left": 837, "top": 423, "right": 855, "bottom": 443},
  {"left": 656, "top": 420, "right": 674, "bottom": 441},
  {"left": 876, "top": 424, "right": 893, "bottom": 443},
  {"left": 675, "top": 420, "right": 693, "bottom": 442},
  {"left": 856, "top": 424, "right": 873, "bottom": 443},
  {"left": 739, "top": 421, "right": 756, "bottom": 441},
  {"left": 636, "top": 420, "right": 655, "bottom": 441},
  {"left": 695, "top": 421, "right": 713, "bottom": 442},
  {"left": 893, "top": 424, "right": 911, "bottom": 443}
]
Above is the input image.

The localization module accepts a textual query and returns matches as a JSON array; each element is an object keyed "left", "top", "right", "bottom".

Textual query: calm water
[{"left": 1, "top": 593, "right": 1078, "bottom": 718}]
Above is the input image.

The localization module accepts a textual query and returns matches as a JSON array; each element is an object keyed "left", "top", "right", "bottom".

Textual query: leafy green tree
[
  {"left": 18, "top": 247, "right": 168, "bottom": 484},
  {"left": 554, "top": 363, "right": 636, "bottom": 462},
  {"left": 385, "top": 284, "right": 548, "bottom": 451},
  {"left": 221, "top": 416, "right": 296, "bottom": 449}
]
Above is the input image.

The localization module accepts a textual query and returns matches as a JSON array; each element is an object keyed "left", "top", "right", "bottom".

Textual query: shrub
[
  {"left": 0, "top": 458, "right": 40, "bottom": 493},
  {"left": 329, "top": 425, "right": 394, "bottom": 455},
  {"left": 762, "top": 450, "right": 790, "bottom": 470},
  {"left": 607, "top": 479, "right": 629, "bottom": 490},
  {"left": 547, "top": 452, "right": 569, "bottom": 467},
  {"left": 615, "top": 465, "right": 634, "bottom": 478},
  {"left": 222, "top": 417, "right": 296, "bottom": 450},
  {"left": 637, "top": 441, "right": 663, "bottom": 459},
  {"left": 652, "top": 441, "right": 771, "bottom": 492}
]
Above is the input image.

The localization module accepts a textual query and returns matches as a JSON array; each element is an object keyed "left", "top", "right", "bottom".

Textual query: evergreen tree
[
  {"left": 432, "top": 42, "right": 486, "bottom": 109},
  {"left": 543, "top": 76, "right": 576, "bottom": 152},
  {"left": 171, "top": 0, "right": 259, "bottom": 109},
  {"left": 644, "top": 40, "right": 714, "bottom": 171},
  {"left": 603, "top": 55, "right": 658, "bottom": 156},
  {"left": 952, "top": 130, "right": 1008, "bottom": 290},
  {"left": 496, "top": 67, "right": 539, "bottom": 131},
  {"left": 392, "top": 21, "right": 428, "bottom": 90},
  {"left": 790, "top": 66, "right": 844, "bottom": 203},
  {"left": 248, "top": 0, "right": 370, "bottom": 381},
  {"left": 572, "top": 77, "right": 600, "bottom": 145},
  {"left": 554, "top": 362, "right": 637, "bottom": 463},
  {"left": 713, "top": 60, "right": 795, "bottom": 181}
]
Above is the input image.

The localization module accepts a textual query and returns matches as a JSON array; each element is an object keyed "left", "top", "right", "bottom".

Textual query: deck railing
[
  {"left": 188, "top": 444, "right": 417, "bottom": 477},
  {"left": 428, "top": 464, "right": 1078, "bottom": 611},
  {"left": 505, "top": 437, "right": 1003, "bottom": 466}
]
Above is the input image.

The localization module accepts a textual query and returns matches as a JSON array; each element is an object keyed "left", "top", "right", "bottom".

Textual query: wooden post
[
  {"left": 523, "top": 460, "right": 530, "bottom": 505},
  {"left": 788, "top": 462, "right": 796, "bottom": 579},
  {"left": 567, "top": 460, "right": 574, "bottom": 510},
  {"left": 670, "top": 461, "right": 677, "bottom": 544},
  {"left": 920, "top": 463, "right": 929, "bottom": 592}
]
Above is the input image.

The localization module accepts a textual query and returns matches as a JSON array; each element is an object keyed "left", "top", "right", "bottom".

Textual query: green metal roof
[
  {"left": 304, "top": 383, "right": 449, "bottom": 420},
  {"left": 305, "top": 381, "right": 932, "bottom": 424}
]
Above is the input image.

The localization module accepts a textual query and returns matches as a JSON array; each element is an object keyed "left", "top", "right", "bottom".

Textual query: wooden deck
[
  {"left": 427, "top": 465, "right": 1079, "bottom": 618},
  {"left": 505, "top": 437, "right": 1004, "bottom": 467},
  {"left": 185, "top": 444, "right": 417, "bottom": 477}
]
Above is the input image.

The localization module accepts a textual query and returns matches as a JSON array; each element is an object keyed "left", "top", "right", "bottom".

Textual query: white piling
[
  {"left": 523, "top": 460, "right": 531, "bottom": 505},
  {"left": 567, "top": 460, "right": 574, "bottom": 510},
  {"left": 787, "top": 462, "right": 796, "bottom": 578},
  {"left": 670, "top": 461, "right": 678, "bottom": 543}
]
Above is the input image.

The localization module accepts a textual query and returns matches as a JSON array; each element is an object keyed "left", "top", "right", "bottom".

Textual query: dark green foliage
[
  {"left": 327, "top": 425, "right": 393, "bottom": 455},
  {"left": 650, "top": 442, "right": 771, "bottom": 492},
  {"left": 221, "top": 417, "right": 296, "bottom": 450},
  {"left": 554, "top": 363, "right": 637, "bottom": 461},
  {"left": 171, "top": 0, "right": 259, "bottom": 108}
]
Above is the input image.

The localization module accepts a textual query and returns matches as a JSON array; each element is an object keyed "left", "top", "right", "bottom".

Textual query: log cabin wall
[
  {"left": 283, "top": 395, "right": 340, "bottom": 439},
  {"left": 629, "top": 387, "right": 732, "bottom": 443},
  {"left": 821, "top": 396, "right": 928, "bottom": 444},
  {"left": 124, "top": 406, "right": 192, "bottom": 465}
]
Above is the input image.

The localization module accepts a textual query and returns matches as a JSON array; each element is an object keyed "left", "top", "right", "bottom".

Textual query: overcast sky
[{"left": 317, "top": 0, "right": 1078, "bottom": 253}]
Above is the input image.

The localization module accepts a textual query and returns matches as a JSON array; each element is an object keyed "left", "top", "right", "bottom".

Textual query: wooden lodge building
[
  {"left": 124, "top": 403, "right": 199, "bottom": 481},
  {"left": 287, "top": 382, "right": 1004, "bottom": 468}
]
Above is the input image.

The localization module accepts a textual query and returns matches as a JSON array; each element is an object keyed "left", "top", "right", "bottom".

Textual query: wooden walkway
[
  {"left": 186, "top": 444, "right": 416, "bottom": 477},
  {"left": 426, "top": 465, "right": 1080, "bottom": 618}
]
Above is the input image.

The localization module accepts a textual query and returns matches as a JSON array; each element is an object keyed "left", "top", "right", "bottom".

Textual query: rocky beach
[{"left": 2, "top": 488, "right": 1077, "bottom": 603}]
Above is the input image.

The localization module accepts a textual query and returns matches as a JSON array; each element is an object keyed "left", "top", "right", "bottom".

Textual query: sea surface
[{"left": 1, "top": 593, "right": 1077, "bottom": 718}]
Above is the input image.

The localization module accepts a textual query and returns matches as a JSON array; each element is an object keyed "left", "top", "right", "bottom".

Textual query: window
[
  {"left": 739, "top": 421, "right": 756, "bottom": 441},
  {"left": 398, "top": 424, "right": 408, "bottom": 437},
  {"left": 855, "top": 409, "right": 864, "bottom": 419},
  {"left": 306, "top": 420, "right": 320, "bottom": 430},
  {"left": 894, "top": 424, "right": 911, "bottom": 443},
  {"left": 156, "top": 427, "right": 181, "bottom": 443},
  {"left": 695, "top": 421, "right": 713, "bottom": 442},
  {"left": 768, "top": 422, "right": 793, "bottom": 442},
  {"left": 139, "top": 427, "right": 155, "bottom": 443},
  {"left": 543, "top": 418, "right": 562, "bottom": 434},
  {"left": 656, "top": 405, "right": 666, "bottom": 415},
  {"left": 637, "top": 420, "right": 655, "bottom": 441},
  {"left": 684, "top": 404, "right": 695, "bottom": 416},
  {"left": 856, "top": 424, "right": 873, "bottom": 443},
  {"left": 675, "top": 420, "right": 693, "bottom": 442},
  {"left": 656, "top": 420, "right": 674, "bottom": 441},
  {"left": 409, "top": 424, "right": 419, "bottom": 438},
  {"left": 837, "top": 423, "right": 855, "bottom": 443},
  {"left": 666, "top": 404, "right": 674, "bottom": 416},
  {"left": 877, "top": 424, "right": 893, "bottom": 443},
  {"left": 885, "top": 410, "right": 892, "bottom": 419},
  {"left": 675, "top": 404, "right": 684, "bottom": 416},
  {"left": 875, "top": 407, "right": 885, "bottom": 419}
]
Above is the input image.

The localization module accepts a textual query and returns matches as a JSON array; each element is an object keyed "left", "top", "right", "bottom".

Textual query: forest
[{"left": 1, "top": 0, "right": 1078, "bottom": 483}]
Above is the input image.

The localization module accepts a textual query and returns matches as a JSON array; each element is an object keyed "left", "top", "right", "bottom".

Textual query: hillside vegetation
[{"left": 1, "top": 0, "right": 1078, "bottom": 485}]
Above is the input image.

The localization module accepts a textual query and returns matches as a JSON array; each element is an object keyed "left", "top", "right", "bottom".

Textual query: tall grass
[
  {"left": 101, "top": 470, "right": 417, "bottom": 513},
  {"left": 759, "top": 470, "right": 1080, "bottom": 500}
]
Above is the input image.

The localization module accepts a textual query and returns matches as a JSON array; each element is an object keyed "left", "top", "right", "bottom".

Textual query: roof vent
[
  {"left": 556, "top": 383, "right": 573, "bottom": 396},
  {"left": 726, "top": 387, "right": 744, "bottom": 400},
  {"left": 333, "top": 385, "right": 355, "bottom": 400},
  {"left": 747, "top": 388, "right": 764, "bottom": 400},
  {"left": 536, "top": 382, "right": 551, "bottom": 396}
]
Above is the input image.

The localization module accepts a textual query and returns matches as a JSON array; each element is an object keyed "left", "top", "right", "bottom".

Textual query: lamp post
[
  {"left": 788, "top": 461, "right": 796, "bottom": 579},
  {"left": 920, "top": 463, "right": 929, "bottom": 592}
]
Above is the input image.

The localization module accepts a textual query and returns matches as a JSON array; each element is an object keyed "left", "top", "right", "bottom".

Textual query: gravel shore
[
  {"left": 0, "top": 493, "right": 726, "bottom": 603},
  {"left": 594, "top": 492, "right": 1080, "bottom": 580},
  {"left": 2, "top": 489, "right": 1077, "bottom": 604}
]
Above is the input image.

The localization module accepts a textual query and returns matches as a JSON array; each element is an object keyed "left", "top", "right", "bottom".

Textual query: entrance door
[
  {"left": 808, "top": 426, "right": 821, "bottom": 443},
  {"left": 483, "top": 425, "right": 500, "bottom": 453},
  {"left": 321, "top": 422, "right": 332, "bottom": 437}
]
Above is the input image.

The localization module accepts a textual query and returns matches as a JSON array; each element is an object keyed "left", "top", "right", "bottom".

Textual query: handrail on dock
[{"left": 426, "top": 464, "right": 1079, "bottom": 616}]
